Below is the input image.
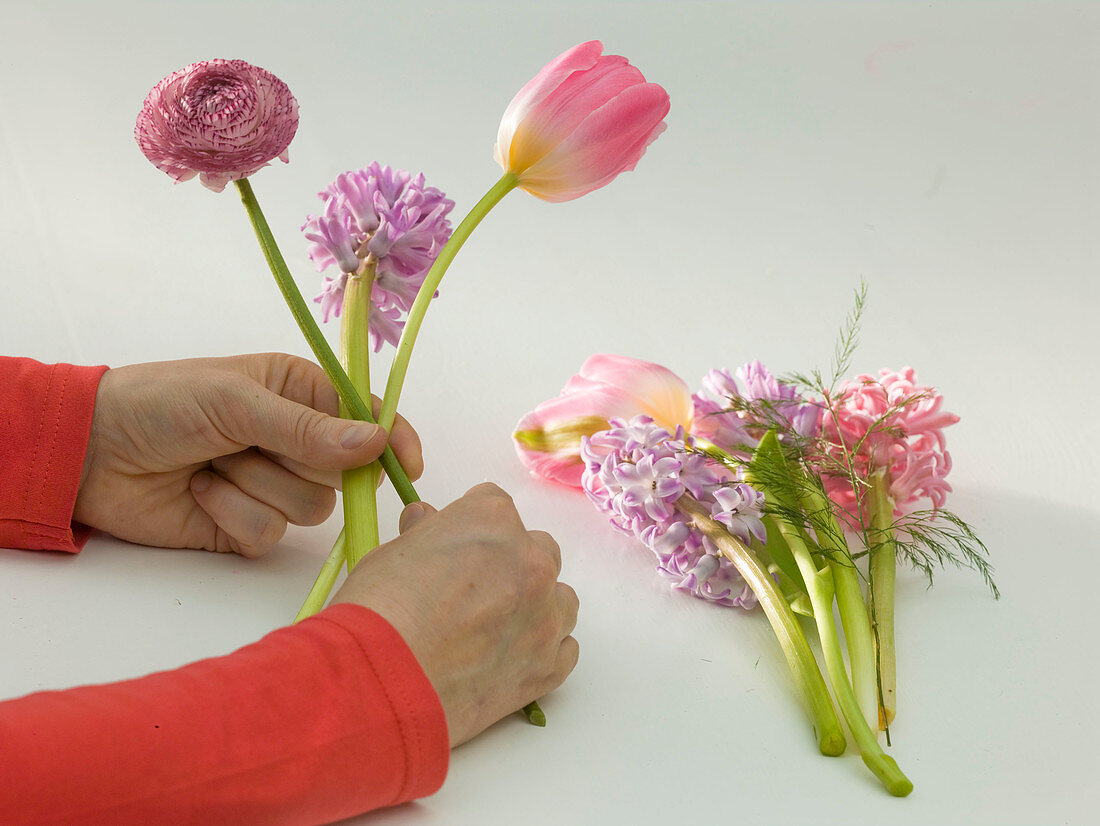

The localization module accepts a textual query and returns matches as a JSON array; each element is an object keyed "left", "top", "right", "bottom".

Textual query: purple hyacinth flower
[
  {"left": 303, "top": 163, "right": 454, "bottom": 351},
  {"left": 581, "top": 415, "right": 761, "bottom": 610}
]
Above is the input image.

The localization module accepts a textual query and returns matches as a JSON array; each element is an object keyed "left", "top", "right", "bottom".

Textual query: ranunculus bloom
[
  {"left": 135, "top": 59, "right": 299, "bottom": 192},
  {"left": 513, "top": 354, "right": 693, "bottom": 487},
  {"left": 494, "top": 40, "right": 669, "bottom": 202}
]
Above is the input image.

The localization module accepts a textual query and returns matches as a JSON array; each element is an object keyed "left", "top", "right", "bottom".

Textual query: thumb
[
  {"left": 223, "top": 386, "right": 386, "bottom": 471},
  {"left": 398, "top": 501, "right": 437, "bottom": 534}
]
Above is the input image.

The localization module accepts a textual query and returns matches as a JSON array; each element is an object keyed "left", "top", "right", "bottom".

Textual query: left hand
[{"left": 74, "top": 353, "right": 422, "bottom": 556}]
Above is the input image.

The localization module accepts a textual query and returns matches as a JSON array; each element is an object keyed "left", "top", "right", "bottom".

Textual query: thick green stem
[
  {"left": 232, "top": 178, "right": 418, "bottom": 505},
  {"left": 800, "top": 485, "right": 879, "bottom": 734},
  {"left": 295, "top": 529, "right": 347, "bottom": 622},
  {"left": 378, "top": 172, "right": 518, "bottom": 431},
  {"left": 768, "top": 518, "right": 911, "bottom": 796},
  {"left": 678, "top": 497, "right": 845, "bottom": 756},
  {"left": 868, "top": 471, "right": 898, "bottom": 729},
  {"left": 746, "top": 431, "right": 911, "bottom": 795},
  {"left": 340, "top": 273, "right": 382, "bottom": 570}
]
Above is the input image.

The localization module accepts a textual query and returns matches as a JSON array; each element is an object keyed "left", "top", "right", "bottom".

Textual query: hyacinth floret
[
  {"left": 303, "top": 162, "right": 454, "bottom": 350},
  {"left": 820, "top": 367, "right": 958, "bottom": 514},
  {"left": 692, "top": 360, "right": 820, "bottom": 456},
  {"left": 581, "top": 415, "right": 765, "bottom": 609}
]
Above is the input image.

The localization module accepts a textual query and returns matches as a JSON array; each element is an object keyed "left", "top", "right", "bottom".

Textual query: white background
[{"left": 1, "top": 1, "right": 1097, "bottom": 824}]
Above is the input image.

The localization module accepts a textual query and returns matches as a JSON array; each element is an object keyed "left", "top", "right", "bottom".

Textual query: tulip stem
[
  {"left": 378, "top": 172, "right": 518, "bottom": 431},
  {"left": 295, "top": 529, "right": 347, "bottom": 622},
  {"left": 233, "top": 178, "right": 419, "bottom": 506}
]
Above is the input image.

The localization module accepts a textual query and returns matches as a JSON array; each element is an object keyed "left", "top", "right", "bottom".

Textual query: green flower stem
[
  {"left": 678, "top": 496, "right": 845, "bottom": 757},
  {"left": 340, "top": 272, "right": 382, "bottom": 570},
  {"left": 747, "top": 432, "right": 911, "bottom": 796},
  {"left": 868, "top": 471, "right": 898, "bottom": 729},
  {"left": 295, "top": 529, "right": 347, "bottom": 622},
  {"left": 378, "top": 172, "right": 518, "bottom": 431},
  {"left": 800, "top": 484, "right": 879, "bottom": 734},
  {"left": 233, "top": 178, "right": 418, "bottom": 506},
  {"left": 764, "top": 511, "right": 911, "bottom": 796}
]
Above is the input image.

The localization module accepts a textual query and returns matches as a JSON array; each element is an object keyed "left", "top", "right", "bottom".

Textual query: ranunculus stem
[
  {"left": 233, "top": 178, "right": 419, "bottom": 506},
  {"left": 868, "top": 471, "right": 898, "bottom": 729},
  {"left": 340, "top": 271, "right": 382, "bottom": 570},
  {"left": 295, "top": 529, "right": 347, "bottom": 622},
  {"left": 678, "top": 496, "right": 846, "bottom": 757},
  {"left": 378, "top": 172, "right": 518, "bottom": 431}
]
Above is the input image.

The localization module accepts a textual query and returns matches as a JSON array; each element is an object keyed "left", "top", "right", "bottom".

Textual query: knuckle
[
  {"left": 292, "top": 407, "right": 329, "bottom": 450},
  {"left": 253, "top": 511, "right": 287, "bottom": 550},
  {"left": 468, "top": 481, "right": 512, "bottom": 503},
  {"left": 302, "top": 487, "right": 337, "bottom": 525}
]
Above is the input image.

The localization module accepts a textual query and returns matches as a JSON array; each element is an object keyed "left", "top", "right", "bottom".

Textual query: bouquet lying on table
[
  {"left": 134, "top": 42, "right": 670, "bottom": 726},
  {"left": 514, "top": 288, "right": 998, "bottom": 796}
]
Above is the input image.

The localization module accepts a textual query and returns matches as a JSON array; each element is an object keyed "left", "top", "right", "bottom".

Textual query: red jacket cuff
[{"left": 0, "top": 357, "right": 107, "bottom": 552}]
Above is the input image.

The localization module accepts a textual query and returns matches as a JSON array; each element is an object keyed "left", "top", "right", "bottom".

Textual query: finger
[
  {"left": 543, "top": 635, "right": 580, "bottom": 695},
  {"left": 398, "top": 501, "right": 437, "bottom": 534},
  {"left": 242, "top": 354, "right": 423, "bottom": 480},
  {"left": 190, "top": 471, "right": 288, "bottom": 557},
  {"left": 240, "top": 353, "right": 341, "bottom": 418},
  {"left": 219, "top": 385, "right": 387, "bottom": 472},
  {"left": 258, "top": 449, "right": 342, "bottom": 489},
  {"left": 556, "top": 581, "right": 580, "bottom": 637},
  {"left": 211, "top": 450, "right": 337, "bottom": 527},
  {"left": 386, "top": 409, "right": 424, "bottom": 482},
  {"left": 528, "top": 529, "right": 562, "bottom": 574}
]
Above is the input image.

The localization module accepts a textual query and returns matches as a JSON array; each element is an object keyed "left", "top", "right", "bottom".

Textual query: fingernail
[
  {"left": 191, "top": 472, "right": 212, "bottom": 493},
  {"left": 340, "top": 423, "right": 381, "bottom": 450}
]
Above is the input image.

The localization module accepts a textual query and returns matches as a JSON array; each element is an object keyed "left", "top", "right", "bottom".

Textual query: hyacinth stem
[
  {"left": 340, "top": 271, "right": 383, "bottom": 570},
  {"left": 378, "top": 172, "right": 519, "bottom": 431},
  {"left": 868, "top": 471, "right": 898, "bottom": 729},
  {"left": 294, "top": 529, "right": 347, "bottom": 622},
  {"left": 767, "top": 517, "right": 912, "bottom": 797},
  {"left": 232, "top": 178, "right": 419, "bottom": 506},
  {"left": 677, "top": 496, "right": 845, "bottom": 757},
  {"left": 799, "top": 484, "right": 879, "bottom": 735}
]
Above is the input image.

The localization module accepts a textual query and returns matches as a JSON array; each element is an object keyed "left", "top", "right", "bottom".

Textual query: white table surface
[{"left": 1, "top": 2, "right": 1097, "bottom": 824}]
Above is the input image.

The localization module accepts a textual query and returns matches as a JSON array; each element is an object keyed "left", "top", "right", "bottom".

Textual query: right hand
[{"left": 333, "top": 483, "right": 580, "bottom": 746}]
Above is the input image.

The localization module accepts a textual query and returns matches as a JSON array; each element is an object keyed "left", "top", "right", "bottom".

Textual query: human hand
[
  {"left": 333, "top": 483, "right": 580, "bottom": 746},
  {"left": 74, "top": 353, "right": 422, "bottom": 556}
]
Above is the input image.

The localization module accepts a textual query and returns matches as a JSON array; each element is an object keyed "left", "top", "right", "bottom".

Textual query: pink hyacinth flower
[
  {"left": 494, "top": 40, "right": 670, "bottom": 202},
  {"left": 135, "top": 59, "right": 299, "bottom": 192},
  {"left": 513, "top": 354, "right": 693, "bottom": 487},
  {"left": 821, "top": 367, "right": 959, "bottom": 515}
]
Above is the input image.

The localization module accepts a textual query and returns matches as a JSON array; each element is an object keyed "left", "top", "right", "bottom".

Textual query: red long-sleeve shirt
[{"left": 0, "top": 357, "right": 449, "bottom": 824}]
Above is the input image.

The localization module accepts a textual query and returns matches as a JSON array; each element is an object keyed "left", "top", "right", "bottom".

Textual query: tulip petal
[
  {"left": 518, "top": 83, "right": 670, "bottom": 202},
  {"left": 507, "top": 56, "right": 645, "bottom": 171},
  {"left": 513, "top": 354, "right": 693, "bottom": 487},
  {"left": 495, "top": 41, "right": 604, "bottom": 169}
]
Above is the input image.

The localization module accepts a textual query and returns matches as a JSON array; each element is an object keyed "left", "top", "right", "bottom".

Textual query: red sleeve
[
  {"left": 0, "top": 602, "right": 450, "bottom": 825},
  {"left": 0, "top": 356, "right": 108, "bottom": 552}
]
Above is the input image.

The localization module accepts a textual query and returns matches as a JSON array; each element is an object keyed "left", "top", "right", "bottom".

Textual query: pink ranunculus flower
[
  {"left": 820, "top": 367, "right": 959, "bottom": 515},
  {"left": 135, "top": 59, "right": 299, "bottom": 192},
  {"left": 513, "top": 354, "right": 693, "bottom": 487},
  {"left": 494, "top": 40, "right": 670, "bottom": 203}
]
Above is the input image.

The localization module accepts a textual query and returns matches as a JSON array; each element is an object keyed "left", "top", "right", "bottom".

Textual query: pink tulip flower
[
  {"left": 514, "top": 354, "right": 693, "bottom": 486},
  {"left": 135, "top": 59, "right": 299, "bottom": 192},
  {"left": 494, "top": 40, "right": 670, "bottom": 202}
]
